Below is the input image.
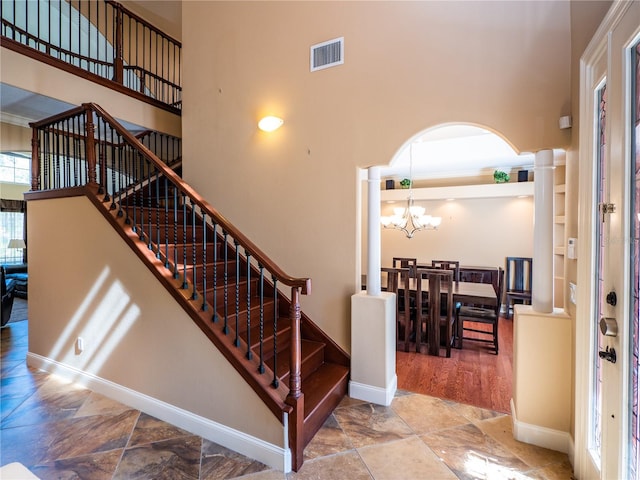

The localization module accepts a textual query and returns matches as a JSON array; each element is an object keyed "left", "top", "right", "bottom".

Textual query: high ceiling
[{"left": 1, "top": 2, "right": 536, "bottom": 179}]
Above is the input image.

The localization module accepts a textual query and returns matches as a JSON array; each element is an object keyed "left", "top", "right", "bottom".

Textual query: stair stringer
[
  {"left": 25, "top": 191, "right": 292, "bottom": 470},
  {"left": 84, "top": 184, "right": 294, "bottom": 420}
]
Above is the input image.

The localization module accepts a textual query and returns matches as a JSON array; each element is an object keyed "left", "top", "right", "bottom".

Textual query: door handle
[{"left": 598, "top": 346, "right": 617, "bottom": 363}]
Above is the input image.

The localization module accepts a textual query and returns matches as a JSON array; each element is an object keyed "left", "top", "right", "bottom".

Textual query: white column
[
  {"left": 532, "top": 149, "right": 554, "bottom": 313},
  {"left": 349, "top": 166, "right": 397, "bottom": 405},
  {"left": 367, "top": 167, "right": 381, "bottom": 296}
]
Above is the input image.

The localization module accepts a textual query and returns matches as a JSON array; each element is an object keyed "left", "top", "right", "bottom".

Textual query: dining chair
[
  {"left": 382, "top": 267, "right": 414, "bottom": 352},
  {"left": 505, "top": 257, "right": 533, "bottom": 319},
  {"left": 431, "top": 260, "right": 461, "bottom": 283},
  {"left": 392, "top": 257, "right": 418, "bottom": 277},
  {"left": 455, "top": 267, "right": 504, "bottom": 354},
  {"left": 415, "top": 268, "right": 455, "bottom": 357}
]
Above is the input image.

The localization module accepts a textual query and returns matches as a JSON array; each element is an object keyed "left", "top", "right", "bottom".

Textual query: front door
[{"left": 575, "top": 2, "right": 640, "bottom": 479}]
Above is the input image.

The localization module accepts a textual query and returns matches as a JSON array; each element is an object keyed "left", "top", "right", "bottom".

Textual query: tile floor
[{"left": 1, "top": 318, "right": 573, "bottom": 479}]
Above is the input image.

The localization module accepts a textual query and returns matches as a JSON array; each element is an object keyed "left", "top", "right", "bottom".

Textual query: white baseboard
[
  {"left": 510, "top": 398, "right": 571, "bottom": 454},
  {"left": 348, "top": 375, "right": 397, "bottom": 406},
  {"left": 27, "top": 352, "right": 291, "bottom": 473}
]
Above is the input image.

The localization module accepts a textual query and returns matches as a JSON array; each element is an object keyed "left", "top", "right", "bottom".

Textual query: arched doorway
[{"left": 378, "top": 124, "right": 536, "bottom": 414}]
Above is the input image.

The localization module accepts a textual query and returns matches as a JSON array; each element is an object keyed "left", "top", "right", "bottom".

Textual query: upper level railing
[
  {"left": 29, "top": 103, "right": 310, "bottom": 419},
  {"left": 1, "top": 0, "right": 181, "bottom": 112}
]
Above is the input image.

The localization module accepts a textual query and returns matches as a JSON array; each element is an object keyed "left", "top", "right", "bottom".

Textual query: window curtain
[{"left": 0, "top": 199, "right": 27, "bottom": 264}]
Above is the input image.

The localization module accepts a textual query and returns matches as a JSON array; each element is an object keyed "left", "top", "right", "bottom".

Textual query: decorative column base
[{"left": 349, "top": 292, "right": 397, "bottom": 406}]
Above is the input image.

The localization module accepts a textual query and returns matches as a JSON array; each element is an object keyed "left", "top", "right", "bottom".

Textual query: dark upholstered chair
[
  {"left": 1, "top": 266, "right": 17, "bottom": 327},
  {"left": 456, "top": 268, "right": 504, "bottom": 354}
]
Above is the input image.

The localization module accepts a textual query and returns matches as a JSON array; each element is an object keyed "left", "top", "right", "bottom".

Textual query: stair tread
[
  {"left": 270, "top": 339, "right": 326, "bottom": 380},
  {"left": 301, "top": 362, "right": 349, "bottom": 418}
]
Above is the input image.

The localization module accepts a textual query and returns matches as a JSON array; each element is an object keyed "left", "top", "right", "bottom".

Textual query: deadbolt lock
[{"left": 599, "top": 317, "right": 618, "bottom": 337}]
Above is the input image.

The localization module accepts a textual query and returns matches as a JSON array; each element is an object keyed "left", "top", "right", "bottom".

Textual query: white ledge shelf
[{"left": 381, "top": 181, "right": 534, "bottom": 202}]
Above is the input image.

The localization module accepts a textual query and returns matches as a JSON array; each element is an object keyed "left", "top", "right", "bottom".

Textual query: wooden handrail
[
  {"left": 2, "top": 0, "right": 181, "bottom": 110},
  {"left": 105, "top": 0, "right": 182, "bottom": 47},
  {"left": 85, "top": 103, "right": 311, "bottom": 293}
]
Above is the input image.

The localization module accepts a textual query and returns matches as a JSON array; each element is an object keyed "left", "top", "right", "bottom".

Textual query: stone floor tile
[
  {"left": 286, "top": 451, "right": 372, "bottom": 480},
  {"left": 477, "top": 415, "right": 569, "bottom": 469},
  {"left": 200, "top": 440, "right": 271, "bottom": 479},
  {"left": 391, "top": 392, "right": 470, "bottom": 434},
  {"left": 421, "top": 422, "right": 530, "bottom": 479},
  {"left": 303, "top": 414, "right": 353, "bottom": 461},
  {"left": 114, "top": 435, "right": 202, "bottom": 480},
  {"left": 127, "top": 412, "right": 191, "bottom": 447},
  {"left": 333, "top": 402, "right": 413, "bottom": 449},
  {"left": 42, "top": 409, "right": 139, "bottom": 462},
  {"left": 358, "top": 436, "right": 457, "bottom": 479},
  {"left": 74, "top": 391, "right": 136, "bottom": 418},
  {"left": 31, "top": 448, "right": 123, "bottom": 480}
]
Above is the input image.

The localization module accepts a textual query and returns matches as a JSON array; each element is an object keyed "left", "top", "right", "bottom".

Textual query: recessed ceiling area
[
  {"left": 380, "top": 125, "right": 535, "bottom": 181},
  {"left": 0, "top": 84, "right": 146, "bottom": 133}
]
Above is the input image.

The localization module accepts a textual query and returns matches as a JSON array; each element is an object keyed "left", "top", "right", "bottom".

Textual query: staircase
[{"left": 28, "top": 103, "right": 349, "bottom": 471}]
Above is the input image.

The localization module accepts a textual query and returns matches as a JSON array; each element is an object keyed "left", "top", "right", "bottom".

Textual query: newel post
[
  {"left": 84, "top": 106, "right": 97, "bottom": 185},
  {"left": 30, "top": 127, "right": 39, "bottom": 191},
  {"left": 286, "top": 286, "right": 304, "bottom": 471},
  {"left": 113, "top": 5, "right": 124, "bottom": 84}
]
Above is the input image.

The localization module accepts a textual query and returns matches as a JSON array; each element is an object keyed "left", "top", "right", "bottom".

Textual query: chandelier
[{"left": 380, "top": 144, "right": 442, "bottom": 238}]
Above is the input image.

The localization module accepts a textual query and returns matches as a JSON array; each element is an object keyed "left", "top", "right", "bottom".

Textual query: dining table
[{"left": 401, "top": 277, "right": 498, "bottom": 356}]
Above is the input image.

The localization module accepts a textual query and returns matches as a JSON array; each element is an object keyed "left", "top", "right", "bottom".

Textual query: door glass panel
[
  {"left": 630, "top": 38, "right": 640, "bottom": 480},
  {"left": 592, "top": 83, "right": 607, "bottom": 463}
]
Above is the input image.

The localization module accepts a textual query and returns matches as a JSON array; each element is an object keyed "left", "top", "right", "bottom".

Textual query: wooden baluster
[
  {"left": 30, "top": 127, "right": 39, "bottom": 191},
  {"left": 84, "top": 106, "right": 97, "bottom": 186},
  {"left": 113, "top": 4, "right": 124, "bottom": 84},
  {"left": 287, "top": 285, "right": 304, "bottom": 471}
]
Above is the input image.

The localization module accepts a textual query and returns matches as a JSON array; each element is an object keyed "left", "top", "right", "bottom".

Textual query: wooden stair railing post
[
  {"left": 30, "top": 127, "right": 39, "bottom": 191},
  {"left": 84, "top": 105, "right": 97, "bottom": 185},
  {"left": 286, "top": 286, "right": 304, "bottom": 471},
  {"left": 113, "top": 4, "right": 124, "bottom": 85}
]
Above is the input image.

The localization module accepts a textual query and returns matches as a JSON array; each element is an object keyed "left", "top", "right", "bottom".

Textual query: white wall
[{"left": 381, "top": 195, "right": 534, "bottom": 270}]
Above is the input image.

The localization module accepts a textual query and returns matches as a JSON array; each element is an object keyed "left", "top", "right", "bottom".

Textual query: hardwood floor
[{"left": 396, "top": 316, "right": 513, "bottom": 413}]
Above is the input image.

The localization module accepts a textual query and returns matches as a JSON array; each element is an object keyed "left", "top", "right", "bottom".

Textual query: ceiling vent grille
[{"left": 310, "top": 37, "right": 344, "bottom": 72}]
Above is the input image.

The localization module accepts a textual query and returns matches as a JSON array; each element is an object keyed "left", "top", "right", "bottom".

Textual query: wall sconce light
[{"left": 258, "top": 116, "right": 284, "bottom": 132}]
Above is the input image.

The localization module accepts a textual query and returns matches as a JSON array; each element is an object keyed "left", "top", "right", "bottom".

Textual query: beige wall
[
  {"left": 27, "top": 196, "right": 283, "bottom": 447},
  {"left": 182, "top": 1, "right": 573, "bottom": 350},
  {"left": 381, "top": 196, "right": 534, "bottom": 270},
  {"left": 0, "top": 48, "right": 181, "bottom": 137},
  {"left": 1, "top": 122, "right": 31, "bottom": 151}
]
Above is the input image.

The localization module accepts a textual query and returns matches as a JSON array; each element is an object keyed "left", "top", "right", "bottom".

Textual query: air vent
[{"left": 310, "top": 37, "right": 344, "bottom": 72}]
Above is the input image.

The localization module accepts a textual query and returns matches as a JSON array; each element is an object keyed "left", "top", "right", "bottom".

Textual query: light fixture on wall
[
  {"left": 258, "top": 116, "right": 284, "bottom": 132},
  {"left": 380, "top": 144, "right": 441, "bottom": 239}
]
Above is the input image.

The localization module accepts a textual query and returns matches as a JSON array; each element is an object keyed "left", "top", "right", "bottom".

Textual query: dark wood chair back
[
  {"left": 392, "top": 257, "right": 418, "bottom": 277},
  {"left": 431, "top": 260, "right": 460, "bottom": 283},
  {"left": 415, "top": 268, "right": 454, "bottom": 357},
  {"left": 459, "top": 266, "right": 501, "bottom": 308},
  {"left": 382, "top": 267, "right": 413, "bottom": 352},
  {"left": 505, "top": 256, "right": 533, "bottom": 318},
  {"left": 456, "top": 267, "right": 504, "bottom": 354}
]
